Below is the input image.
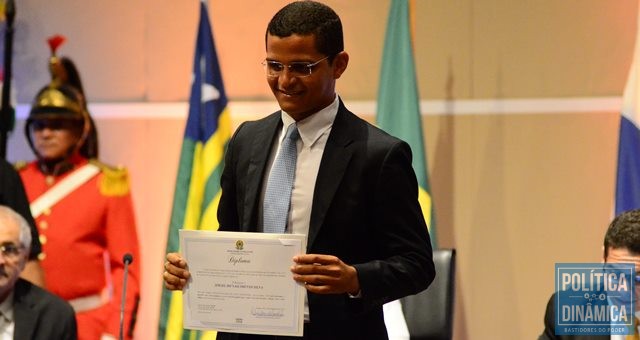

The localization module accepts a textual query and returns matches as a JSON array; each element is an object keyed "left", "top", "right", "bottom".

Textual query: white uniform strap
[{"left": 30, "top": 163, "right": 101, "bottom": 218}]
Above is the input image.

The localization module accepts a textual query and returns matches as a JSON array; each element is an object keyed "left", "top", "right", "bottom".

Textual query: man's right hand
[{"left": 163, "top": 252, "right": 190, "bottom": 290}]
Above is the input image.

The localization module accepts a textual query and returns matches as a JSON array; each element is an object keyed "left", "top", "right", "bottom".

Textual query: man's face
[
  {"left": 605, "top": 247, "right": 640, "bottom": 310},
  {"left": 0, "top": 216, "right": 26, "bottom": 302},
  {"left": 265, "top": 33, "right": 347, "bottom": 121},
  {"left": 31, "top": 118, "right": 81, "bottom": 160}
]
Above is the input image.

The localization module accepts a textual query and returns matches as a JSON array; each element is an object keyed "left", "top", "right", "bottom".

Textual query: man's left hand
[{"left": 291, "top": 254, "right": 360, "bottom": 295}]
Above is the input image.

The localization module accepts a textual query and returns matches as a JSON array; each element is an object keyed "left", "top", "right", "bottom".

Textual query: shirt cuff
[{"left": 348, "top": 290, "right": 362, "bottom": 298}]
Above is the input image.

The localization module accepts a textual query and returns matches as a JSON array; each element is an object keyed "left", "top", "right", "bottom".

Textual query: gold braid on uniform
[
  {"left": 90, "top": 159, "right": 130, "bottom": 196},
  {"left": 12, "top": 161, "right": 27, "bottom": 171}
]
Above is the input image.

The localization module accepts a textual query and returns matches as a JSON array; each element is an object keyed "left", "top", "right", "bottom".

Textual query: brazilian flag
[{"left": 376, "top": 0, "right": 437, "bottom": 246}]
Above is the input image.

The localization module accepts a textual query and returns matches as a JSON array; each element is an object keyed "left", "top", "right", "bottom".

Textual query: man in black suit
[
  {"left": 539, "top": 209, "right": 640, "bottom": 340},
  {"left": 163, "top": 1, "right": 434, "bottom": 339},
  {"left": 0, "top": 205, "right": 76, "bottom": 339},
  {"left": 0, "top": 159, "right": 45, "bottom": 286}
]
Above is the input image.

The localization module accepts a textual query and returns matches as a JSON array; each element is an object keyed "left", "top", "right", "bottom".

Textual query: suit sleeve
[
  {"left": 353, "top": 140, "right": 435, "bottom": 304},
  {"left": 14, "top": 279, "right": 78, "bottom": 340},
  {"left": 0, "top": 160, "right": 41, "bottom": 259},
  {"left": 218, "top": 122, "right": 246, "bottom": 231},
  {"left": 56, "top": 299, "right": 79, "bottom": 340},
  {"left": 100, "top": 170, "right": 141, "bottom": 339}
]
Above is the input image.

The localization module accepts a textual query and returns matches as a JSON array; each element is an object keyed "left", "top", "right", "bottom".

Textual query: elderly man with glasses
[{"left": 0, "top": 205, "right": 76, "bottom": 339}]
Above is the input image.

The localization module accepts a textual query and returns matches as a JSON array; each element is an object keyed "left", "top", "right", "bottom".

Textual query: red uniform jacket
[{"left": 19, "top": 155, "right": 140, "bottom": 340}]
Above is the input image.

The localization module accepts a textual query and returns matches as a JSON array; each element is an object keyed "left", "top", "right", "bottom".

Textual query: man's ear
[
  {"left": 19, "top": 252, "right": 28, "bottom": 271},
  {"left": 332, "top": 51, "right": 349, "bottom": 79}
]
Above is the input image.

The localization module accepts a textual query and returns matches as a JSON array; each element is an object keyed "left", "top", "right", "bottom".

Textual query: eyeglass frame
[
  {"left": 0, "top": 242, "right": 25, "bottom": 260},
  {"left": 262, "top": 55, "right": 331, "bottom": 78}
]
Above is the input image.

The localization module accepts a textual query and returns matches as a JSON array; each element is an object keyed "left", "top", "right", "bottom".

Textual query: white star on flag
[{"left": 201, "top": 83, "right": 219, "bottom": 103}]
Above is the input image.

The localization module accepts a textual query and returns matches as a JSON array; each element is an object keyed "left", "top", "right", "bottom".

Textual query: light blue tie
[{"left": 263, "top": 123, "right": 299, "bottom": 233}]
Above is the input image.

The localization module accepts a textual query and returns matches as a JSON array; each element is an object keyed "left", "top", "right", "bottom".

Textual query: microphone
[
  {"left": 123, "top": 253, "right": 133, "bottom": 265},
  {"left": 119, "top": 253, "right": 133, "bottom": 340}
]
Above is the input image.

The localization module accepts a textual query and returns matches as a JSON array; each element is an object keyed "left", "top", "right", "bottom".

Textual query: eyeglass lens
[
  {"left": 0, "top": 242, "right": 21, "bottom": 258},
  {"left": 263, "top": 56, "right": 329, "bottom": 78},
  {"left": 265, "top": 61, "right": 314, "bottom": 77}
]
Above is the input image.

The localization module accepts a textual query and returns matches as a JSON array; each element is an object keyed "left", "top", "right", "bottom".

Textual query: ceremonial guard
[{"left": 18, "top": 37, "right": 140, "bottom": 340}]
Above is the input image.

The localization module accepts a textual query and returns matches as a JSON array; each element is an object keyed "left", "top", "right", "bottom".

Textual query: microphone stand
[
  {"left": 120, "top": 253, "right": 133, "bottom": 340},
  {"left": 0, "top": 0, "right": 15, "bottom": 160}
]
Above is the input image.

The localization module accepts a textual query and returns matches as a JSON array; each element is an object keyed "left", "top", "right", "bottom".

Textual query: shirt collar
[
  {"left": 0, "top": 291, "right": 14, "bottom": 322},
  {"left": 281, "top": 95, "right": 339, "bottom": 147}
]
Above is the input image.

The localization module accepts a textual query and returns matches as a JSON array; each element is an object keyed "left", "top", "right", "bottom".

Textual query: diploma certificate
[{"left": 180, "top": 230, "right": 307, "bottom": 336}]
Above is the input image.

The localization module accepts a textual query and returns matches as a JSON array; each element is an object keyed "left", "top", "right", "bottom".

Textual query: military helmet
[
  {"left": 28, "top": 84, "right": 86, "bottom": 120},
  {"left": 25, "top": 84, "right": 91, "bottom": 159},
  {"left": 25, "top": 35, "right": 96, "bottom": 159}
]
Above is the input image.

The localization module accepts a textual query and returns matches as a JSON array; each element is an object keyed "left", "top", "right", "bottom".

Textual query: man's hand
[
  {"left": 163, "top": 252, "right": 190, "bottom": 290},
  {"left": 291, "top": 254, "right": 360, "bottom": 295}
]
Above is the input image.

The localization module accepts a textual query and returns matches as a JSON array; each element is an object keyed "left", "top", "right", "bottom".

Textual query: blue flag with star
[
  {"left": 616, "top": 5, "right": 640, "bottom": 215},
  {"left": 158, "top": 1, "right": 231, "bottom": 339}
]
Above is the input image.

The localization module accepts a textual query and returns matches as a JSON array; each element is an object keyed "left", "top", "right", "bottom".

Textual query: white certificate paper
[{"left": 180, "top": 230, "right": 307, "bottom": 336}]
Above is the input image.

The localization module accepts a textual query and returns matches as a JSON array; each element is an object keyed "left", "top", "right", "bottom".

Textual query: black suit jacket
[
  {"left": 539, "top": 292, "right": 609, "bottom": 340},
  {"left": 217, "top": 101, "right": 435, "bottom": 339},
  {"left": 13, "top": 278, "right": 77, "bottom": 340},
  {"left": 0, "top": 160, "right": 41, "bottom": 259}
]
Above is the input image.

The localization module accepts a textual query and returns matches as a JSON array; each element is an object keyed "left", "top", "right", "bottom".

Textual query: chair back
[{"left": 400, "top": 248, "right": 456, "bottom": 340}]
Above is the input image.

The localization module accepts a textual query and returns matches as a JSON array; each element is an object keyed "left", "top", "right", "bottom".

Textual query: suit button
[
  {"left": 39, "top": 221, "right": 48, "bottom": 230},
  {"left": 37, "top": 253, "right": 46, "bottom": 261},
  {"left": 39, "top": 235, "right": 47, "bottom": 245},
  {"left": 43, "top": 208, "right": 51, "bottom": 216}
]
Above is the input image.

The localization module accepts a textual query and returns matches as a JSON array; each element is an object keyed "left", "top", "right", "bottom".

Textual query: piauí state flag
[
  {"left": 376, "top": 0, "right": 436, "bottom": 246},
  {"left": 158, "top": 1, "right": 231, "bottom": 339},
  {"left": 616, "top": 6, "right": 640, "bottom": 215}
]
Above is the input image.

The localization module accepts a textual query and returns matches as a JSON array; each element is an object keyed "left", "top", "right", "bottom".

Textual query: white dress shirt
[
  {"left": 259, "top": 95, "right": 339, "bottom": 321},
  {"left": 0, "top": 292, "right": 15, "bottom": 340}
]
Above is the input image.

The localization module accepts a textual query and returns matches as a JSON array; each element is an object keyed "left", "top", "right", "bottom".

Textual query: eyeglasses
[
  {"left": 0, "top": 242, "right": 23, "bottom": 260},
  {"left": 262, "top": 56, "right": 330, "bottom": 78}
]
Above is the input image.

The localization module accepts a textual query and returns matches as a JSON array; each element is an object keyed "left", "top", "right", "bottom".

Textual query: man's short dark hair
[
  {"left": 604, "top": 209, "right": 640, "bottom": 258},
  {"left": 265, "top": 1, "right": 343, "bottom": 63}
]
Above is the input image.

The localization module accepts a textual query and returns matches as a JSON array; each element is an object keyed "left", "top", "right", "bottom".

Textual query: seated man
[
  {"left": 539, "top": 209, "right": 640, "bottom": 340},
  {"left": 0, "top": 205, "right": 76, "bottom": 339}
]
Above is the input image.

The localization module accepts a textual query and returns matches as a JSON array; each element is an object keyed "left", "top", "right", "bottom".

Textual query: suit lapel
[
  {"left": 307, "top": 104, "right": 356, "bottom": 249},
  {"left": 12, "top": 279, "right": 36, "bottom": 340},
  {"left": 241, "top": 105, "right": 358, "bottom": 247},
  {"left": 242, "top": 113, "right": 282, "bottom": 230}
]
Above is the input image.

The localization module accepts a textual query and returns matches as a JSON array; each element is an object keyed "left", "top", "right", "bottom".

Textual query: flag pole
[{"left": 0, "top": 0, "right": 15, "bottom": 160}]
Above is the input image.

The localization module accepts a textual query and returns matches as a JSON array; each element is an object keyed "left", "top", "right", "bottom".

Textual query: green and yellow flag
[
  {"left": 376, "top": 0, "right": 436, "bottom": 246},
  {"left": 158, "top": 1, "right": 231, "bottom": 339}
]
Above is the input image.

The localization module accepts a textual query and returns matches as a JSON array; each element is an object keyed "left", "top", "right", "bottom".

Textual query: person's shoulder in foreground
[
  {"left": 0, "top": 159, "right": 42, "bottom": 262},
  {"left": 13, "top": 278, "right": 77, "bottom": 340}
]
